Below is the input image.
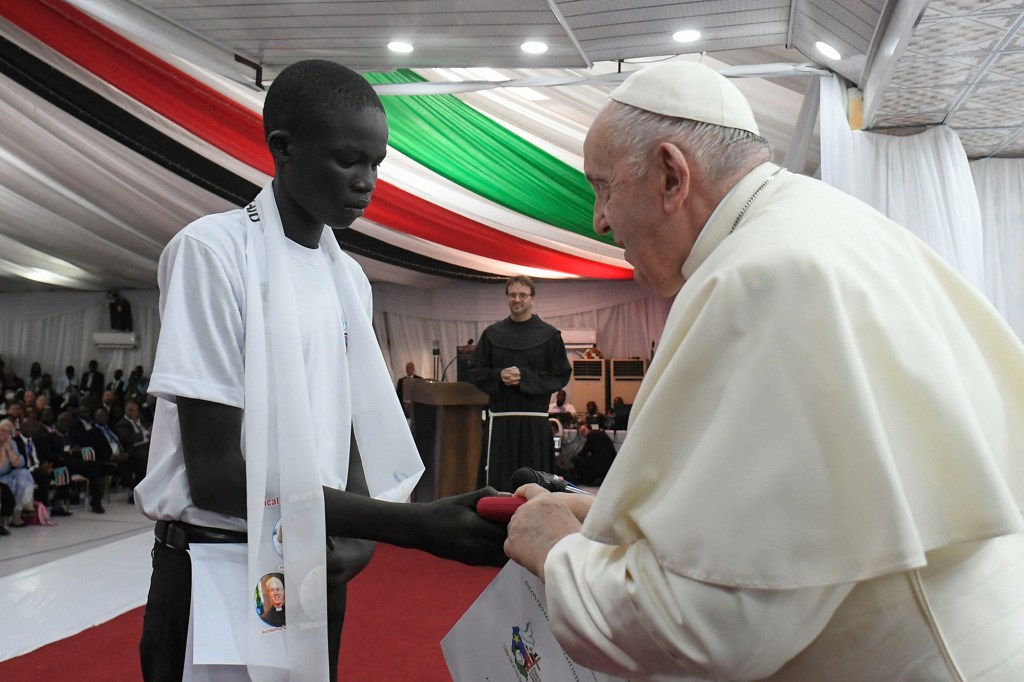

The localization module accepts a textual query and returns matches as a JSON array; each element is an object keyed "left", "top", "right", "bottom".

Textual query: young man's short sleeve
[{"left": 149, "top": 225, "right": 246, "bottom": 408}]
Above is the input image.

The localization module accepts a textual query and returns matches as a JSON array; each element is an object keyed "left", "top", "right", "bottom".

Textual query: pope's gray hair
[{"left": 601, "top": 102, "right": 772, "bottom": 185}]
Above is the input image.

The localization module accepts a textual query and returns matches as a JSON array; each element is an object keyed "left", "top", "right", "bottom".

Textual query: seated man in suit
[
  {"left": 79, "top": 359, "right": 105, "bottom": 399},
  {"left": 566, "top": 423, "right": 617, "bottom": 487},
  {"left": 395, "top": 361, "right": 421, "bottom": 418},
  {"left": 64, "top": 404, "right": 116, "bottom": 513},
  {"left": 114, "top": 400, "right": 150, "bottom": 501},
  {"left": 93, "top": 406, "right": 134, "bottom": 493}
]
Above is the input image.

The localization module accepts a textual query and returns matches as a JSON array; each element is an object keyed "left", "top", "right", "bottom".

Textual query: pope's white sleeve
[{"left": 544, "top": 533, "right": 854, "bottom": 681}]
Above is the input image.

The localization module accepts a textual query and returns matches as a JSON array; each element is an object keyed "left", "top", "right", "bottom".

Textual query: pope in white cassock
[{"left": 504, "top": 61, "right": 1024, "bottom": 681}]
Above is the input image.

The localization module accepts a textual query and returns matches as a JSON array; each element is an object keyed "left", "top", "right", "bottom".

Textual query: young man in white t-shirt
[{"left": 136, "top": 60, "right": 506, "bottom": 682}]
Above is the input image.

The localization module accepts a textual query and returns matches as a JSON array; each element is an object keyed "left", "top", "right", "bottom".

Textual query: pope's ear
[
  {"left": 656, "top": 142, "right": 690, "bottom": 212},
  {"left": 267, "top": 130, "right": 291, "bottom": 162}
]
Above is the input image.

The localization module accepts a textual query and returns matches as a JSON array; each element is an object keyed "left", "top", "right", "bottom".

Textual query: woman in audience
[{"left": 0, "top": 418, "right": 35, "bottom": 526}]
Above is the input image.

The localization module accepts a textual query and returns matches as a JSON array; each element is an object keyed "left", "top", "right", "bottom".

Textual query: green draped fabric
[{"left": 365, "top": 70, "right": 611, "bottom": 245}]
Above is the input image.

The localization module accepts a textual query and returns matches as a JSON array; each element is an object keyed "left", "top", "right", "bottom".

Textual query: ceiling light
[
  {"left": 521, "top": 41, "right": 548, "bottom": 54},
  {"left": 388, "top": 41, "right": 414, "bottom": 54},
  {"left": 672, "top": 29, "right": 701, "bottom": 43},
  {"left": 815, "top": 41, "right": 841, "bottom": 60}
]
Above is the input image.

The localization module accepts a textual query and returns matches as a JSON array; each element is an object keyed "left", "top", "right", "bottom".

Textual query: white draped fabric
[
  {"left": 0, "top": 281, "right": 670, "bottom": 394},
  {"left": 0, "top": 289, "right": 159, "bottom": 383},
  {"left": 818, "top": 75, "right": 987, "bottom": 296},
  {"left": 971, "top": 158, "right": 1024, "bottom": 341}
]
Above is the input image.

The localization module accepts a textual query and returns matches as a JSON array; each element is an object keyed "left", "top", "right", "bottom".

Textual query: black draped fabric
[{"left": 468, "top": 316, "right": 572, "bottom": 491}]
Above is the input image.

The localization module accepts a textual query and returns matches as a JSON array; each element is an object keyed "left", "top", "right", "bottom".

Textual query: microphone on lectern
[{"left": 440, "top": 339, "right": 475, "bottom": 381}]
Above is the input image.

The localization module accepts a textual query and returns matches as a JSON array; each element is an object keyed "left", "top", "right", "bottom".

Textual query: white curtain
[
  {"left": 0, "top": 289, "right": 159, "bottom": 386},
  {"left": 970, "top": 158, "right": 1024, "bottom": 341},
  {"left": 818, "top": 75, "right": 987, "bottom": 296},
  {"left": 1, "top": 280, "right": 670, "bottom": 392}
]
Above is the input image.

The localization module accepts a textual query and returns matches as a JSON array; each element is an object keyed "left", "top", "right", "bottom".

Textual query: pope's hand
[{"left": 504, "top": 484, "right": 583, "bottom": 580}]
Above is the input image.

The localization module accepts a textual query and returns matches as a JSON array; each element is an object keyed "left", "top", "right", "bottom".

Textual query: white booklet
[{"left": 442, "top": 561, "right": 627, "bottom": 682}]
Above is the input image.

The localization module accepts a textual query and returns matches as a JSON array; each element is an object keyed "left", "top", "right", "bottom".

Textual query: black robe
[{"left": 468, "top": 316, "right": 572, "bottom": 491}]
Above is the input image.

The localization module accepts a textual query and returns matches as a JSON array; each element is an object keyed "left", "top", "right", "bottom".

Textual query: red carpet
[{"left": 0, "top": 544, "right": 499, "bottom": 681}]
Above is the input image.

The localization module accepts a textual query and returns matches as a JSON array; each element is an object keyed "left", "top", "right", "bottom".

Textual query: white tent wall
[
  {"left": 819, "top": 75, "right": 988, "bottom": 297},
  {"left": 971, "top": 158, "right": 1024, "bottom": 343},
  {"left": 0, "top": 279, "right": 671, "bottom": 394},
  {"left": 0, "top": 289, "right": 159, "bottom": 387},
  {"left": 817, "top": 74, "right": 1024, "bottom": 345}
]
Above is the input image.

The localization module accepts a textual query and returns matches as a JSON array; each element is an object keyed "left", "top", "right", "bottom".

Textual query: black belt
[{"left": 154, "top": 520, "right": 247, "bottom": 551}]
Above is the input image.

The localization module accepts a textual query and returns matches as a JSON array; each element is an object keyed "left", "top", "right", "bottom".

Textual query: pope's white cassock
[{"left": 543, "top": 163, "right": 1024, "bottom": 681}]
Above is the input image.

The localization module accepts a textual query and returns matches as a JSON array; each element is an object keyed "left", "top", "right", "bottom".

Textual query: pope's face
[{"left": 584, "top": 109, "right": 690, "bottom": 297}]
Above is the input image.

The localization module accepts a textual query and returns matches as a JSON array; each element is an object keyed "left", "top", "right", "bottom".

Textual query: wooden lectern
[{"left": 405, "top": 379, "right": 489, "bottom": 501}]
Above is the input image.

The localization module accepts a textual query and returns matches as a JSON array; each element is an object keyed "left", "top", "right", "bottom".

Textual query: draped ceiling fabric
[
  {"left": 0, "top": 0, "right": 661, "bottom": 388},
  {"left": 1, "top": 1, "right": 1021, "bottom": 384},
  {"left": 0, "top": 0, "right": 633, "bottom": 289}
]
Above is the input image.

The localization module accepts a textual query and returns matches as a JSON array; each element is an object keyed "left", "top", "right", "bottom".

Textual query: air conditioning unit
[
  {"left": 609, "top": 358, "right": 647, "bottom": 404},
  {"left": 570, "top": 358, "right": 607, "bottom": 411},
  {"left": 92, "top": 331, "right": 138, "bottom": 348},
  {"left": 561, "top": 329, "right": 597, "bottom": 351}
]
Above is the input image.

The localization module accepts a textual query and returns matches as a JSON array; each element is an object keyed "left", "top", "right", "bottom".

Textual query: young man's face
[{"left": 279, "top": 108, "right": 389, "bottom": 230}]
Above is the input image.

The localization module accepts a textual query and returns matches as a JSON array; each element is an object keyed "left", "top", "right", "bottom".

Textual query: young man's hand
[{"left": 414, "top": 487, "right": 509, "bottom": 567}]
